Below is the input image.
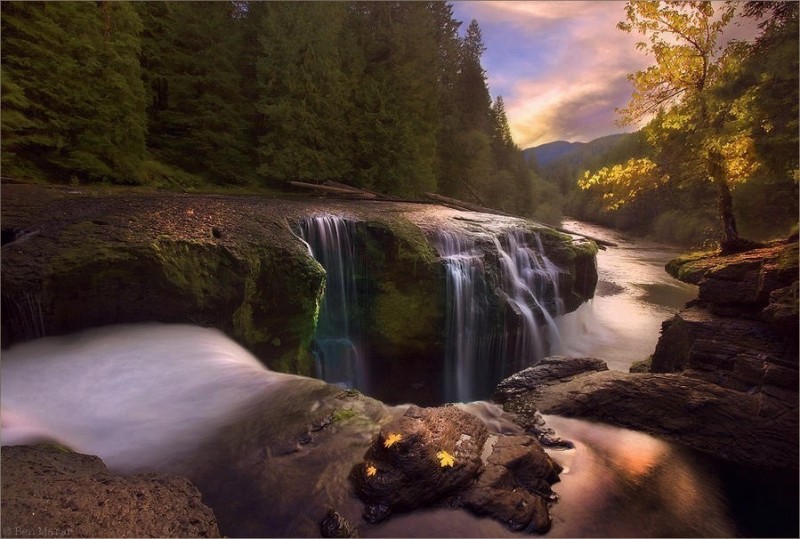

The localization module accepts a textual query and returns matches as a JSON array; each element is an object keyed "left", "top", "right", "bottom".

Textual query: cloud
[
  {"left": 452, "top": 1, "right": 762, "bottom": 148},
  {"left": 452, "top": 0, "right": 647, "bottom": 147}
]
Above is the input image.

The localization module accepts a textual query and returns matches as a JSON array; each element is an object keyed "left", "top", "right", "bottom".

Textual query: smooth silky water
[
  {"left": 1, "top": 219, "right": 795, "bottom": 537},
  {"left": 557, "top": 219, "right": 699, "bottom": 370}
]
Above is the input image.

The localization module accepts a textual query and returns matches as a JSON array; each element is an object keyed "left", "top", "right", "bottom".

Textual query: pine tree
[
  {"left": 141, "top": 1, "right": 251, "bottom": 185},
  {"left": 2, "top": 2, "right": 146, "bottom": 183},
  {"left": 346, "top": 2, "right": 441, "bottom": 197},
  {"left": 253, "top": 2, "right": 353, "bottom": 186}
]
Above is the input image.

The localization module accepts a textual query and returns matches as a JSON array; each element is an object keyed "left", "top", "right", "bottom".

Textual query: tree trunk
[
  {"left": 708, "top": 149, "right": 743, "bottom": 252},
  {"left": 717, "top": 177, "right": 739, "bottom": 246}
]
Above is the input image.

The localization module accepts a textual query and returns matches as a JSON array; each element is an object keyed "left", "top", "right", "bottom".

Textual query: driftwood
[
  {"left": 423, "top": 192, "right": 515, "bottom": 218},
  {"left": 288, "top": 181, "right": 377, "bottom": 199},
  {"left": 290, "top": 181, "right": 616, "bottom": 249}
]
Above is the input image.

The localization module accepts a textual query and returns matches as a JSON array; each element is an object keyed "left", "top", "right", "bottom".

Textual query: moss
[
  {"left": 233, "top": 244, "right": 325, "bottom": 376},
  {"left": 629, "top": 356, "right": 652, "bottom": 373},
  {"left": 332, "top": 408, "right": 359, "bottom": 422},
  {"left": 373, "top": 281, "right": 438, "bottom": 349}
]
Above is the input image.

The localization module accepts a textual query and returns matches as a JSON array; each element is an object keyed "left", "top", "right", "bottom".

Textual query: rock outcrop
[
  {"left": 349, "top": 405, "right": 560, "bottom": 533},
  {"left": 1, "top": 183, "right": 596, "bottom": 405},
  {"left": 1, "top": 445, "right": 220, "bottom": 538},
  {"left": 495, "top": 240, "right": 799, "bottom": 470},
  {"left": 494, "top": 358, "right": 798, "bottom": 469},
  {"left": 653, "top": 240, "right": 798, "bottom": 428}
]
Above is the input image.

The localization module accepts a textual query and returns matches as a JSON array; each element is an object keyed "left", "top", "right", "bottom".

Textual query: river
[
  {"left": 557, "top": 219, "right": 698, "bottom": 370},
  {"left": 1, "top": 218, "right": 796, "bottom": 538}
]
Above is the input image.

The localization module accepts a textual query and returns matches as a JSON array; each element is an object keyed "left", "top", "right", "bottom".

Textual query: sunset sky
[{"left": 450, "top": 1, "right": 758, "bottom": 150}]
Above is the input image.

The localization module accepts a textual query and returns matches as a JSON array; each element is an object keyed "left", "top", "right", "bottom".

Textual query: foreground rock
[
  {"left": 495, "top": 356, "right": 798, "bottom": 470},
  {"left": 1, "top": 445, "right": 220, "bottom": 538},
  {"left": 350, "top": 405, "right": 560, "bottom": 533}
]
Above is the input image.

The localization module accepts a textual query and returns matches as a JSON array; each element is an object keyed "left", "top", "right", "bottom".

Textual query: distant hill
[{"left": 523, "top": 133, "right": 628, "bottom": 169}]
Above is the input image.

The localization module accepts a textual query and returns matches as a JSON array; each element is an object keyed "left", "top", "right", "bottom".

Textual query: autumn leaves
[{"left": 363, "top": 431, "right": 456, "bottom": 479}]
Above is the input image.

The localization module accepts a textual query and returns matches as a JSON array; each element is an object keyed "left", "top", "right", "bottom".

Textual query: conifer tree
[{"left": 253, "top": 1, "right": 353, "bottom": 186}]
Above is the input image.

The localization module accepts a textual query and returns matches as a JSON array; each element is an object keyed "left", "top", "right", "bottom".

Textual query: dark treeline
[{"left": 1, "top": 1, "right": 538, "bottom": 216}]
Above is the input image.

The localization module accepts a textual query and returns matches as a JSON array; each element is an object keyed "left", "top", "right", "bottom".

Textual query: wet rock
[
  {"left": 350, "top": 405, "right": 489, "bottom": 516},
  {"left": 1, "top": 445, "right": 220, "bottom": 538},
  {"left": 494, "top": 356, "right": 609, "bottom": 402},
  {"left": 497, "top": 358, "right": 799, "bottom": 469},
  {"left": 350, "top": 405, "right": 562, "bottom": 533},
  {"left": 320, "top": 509, "right": 358, "bottom": 538}
]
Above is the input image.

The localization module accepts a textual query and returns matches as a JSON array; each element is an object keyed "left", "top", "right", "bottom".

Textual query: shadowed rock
[
  {"left": 1, "top": 445, "right": 220, "bottom": 538},
  {"left": 350, "top": 405, "right": 562, "bottom": 533}
]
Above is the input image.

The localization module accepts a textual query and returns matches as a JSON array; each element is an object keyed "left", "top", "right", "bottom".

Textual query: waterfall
[
  {"left": 495, "top": 230, "right": 564, "bottom": 375},
  {"left": 432, "top": 231, "right": 492, "bottom": 403},
  {"left": 299, "top": 215, "right": 366, "bottom": 391},
  {"left": 0, "top": 324, "right": 292, "bottom": 472},
  {"left": 433, "top": 228, "right": 565, "bottom": 402}
]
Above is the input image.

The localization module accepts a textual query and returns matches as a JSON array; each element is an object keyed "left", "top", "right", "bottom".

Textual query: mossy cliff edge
[{"left": 1, "top": 184, "right": 597, "bottom": 384}]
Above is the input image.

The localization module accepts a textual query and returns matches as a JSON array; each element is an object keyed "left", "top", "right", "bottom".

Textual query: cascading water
[
  {"left": 299, "top": 215, "right": 367, "bottom": 391},
  {"left": 433, "top": 228, "right": 566, "bottom": 402},
  {"left": 432, "top": 231, "right": 492, "bottom": 403},
  {"left": 495, "top": 230, "right": 564, "bottom": 375},
  {"left": 0, "top": 324, "right": 293, "bottom": 472}
]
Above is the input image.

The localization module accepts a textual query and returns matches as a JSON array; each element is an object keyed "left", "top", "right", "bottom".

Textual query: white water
[
  {"left": 299, "top": 215, "right": 367, "bottom": 391},
  {"left": 433, "top": 228, "right": 566, "bottom": 402},
  {"left": 495, "top": 230, "right": 564, "bottom": 373},
  {"left": 1, "top": 326, "right": 793, "bottom": 537},
  {"left": 0, "top": 324, "right": 293, "bottom": 472},
  {"left": 433, "top": 231, "right": 491, "bottom": 402}
]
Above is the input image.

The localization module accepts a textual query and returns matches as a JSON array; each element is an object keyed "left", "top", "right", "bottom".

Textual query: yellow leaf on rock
[
  {"left": 437, "top": 450, "right": 455, "bottom": 468},
  {"left": 384, "top": 433, "right": 403, "bottom": 448},
  {"left": 366, "top": 465, "right": 377, "bottom": 477}
]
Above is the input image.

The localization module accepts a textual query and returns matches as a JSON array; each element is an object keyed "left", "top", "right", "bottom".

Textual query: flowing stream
[
  {"left": 557, "top": 219, "right": 698, "bottom": 370},
  {"left": 1, "top": 219, "right": 795, "bottom": 537}
]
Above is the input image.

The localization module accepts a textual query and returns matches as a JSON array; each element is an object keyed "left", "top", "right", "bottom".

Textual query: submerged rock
[
  {"left": 1, "top": 445, "right": 220, "bottom": 538},
  {"left": 349, "top": 405, "right": 562, "bottom": 533}
]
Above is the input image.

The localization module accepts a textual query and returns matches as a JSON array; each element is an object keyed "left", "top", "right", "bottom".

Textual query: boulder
[
  {"left": 1, "top": 445, "right": 220, "bottom": 538},
  {"left": 349, "top": 405, "right": 562, "bottom": 533},
  {"left": 496, "top": 356, "right": 799, "bottom": 470}
]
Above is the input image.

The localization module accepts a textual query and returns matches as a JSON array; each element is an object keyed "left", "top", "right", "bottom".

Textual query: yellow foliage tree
[{"left": 582, "top": 1, "right": 763, "bottom": 251}]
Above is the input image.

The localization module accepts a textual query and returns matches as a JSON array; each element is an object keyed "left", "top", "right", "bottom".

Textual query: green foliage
[
  {"left": 2, "top": 2, "right": 146, "bottom": 183},
  {"left": 138, "top": 1, "right": 253, "bottom": 186},
  {"left": 1, "top": 0, "right": 541, "bottom": 214},
  {"left": 559, "top": 1, "right": 797, "bottom": 246}
]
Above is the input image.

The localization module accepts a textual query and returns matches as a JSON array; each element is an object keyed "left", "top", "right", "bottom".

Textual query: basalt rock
[
  {"left": 1, "top": 445, "right": 220, "bottom": 538},
  {"left": 653, "top": 240, "right": 798, "bottom": 422},
  {"left": 496, "top": 356, "right": 799, "bottom": 470},
  {"left": 349, "top": 405, "right": 562, "bottom": 533},
  {"left": 1, "top": 184, "right": 596, "bottom": 405}
]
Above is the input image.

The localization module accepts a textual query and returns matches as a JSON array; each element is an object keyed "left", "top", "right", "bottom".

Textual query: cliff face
[
  {"left": 1, "top": 184, "right": 597, "bottom": 397},
  {"left": 653, "top": 240, "right": 799, "bottom": 414}
]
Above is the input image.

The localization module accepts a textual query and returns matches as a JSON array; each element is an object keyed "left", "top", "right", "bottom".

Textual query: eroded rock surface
[
  {"left": 496, "top": 356, "right": 798, "bottom": 469},
  {"left": 350, "top": 405, "right": 561, "bottom": 533},
  {"left": 1, "top": 445, "right": 220, "bottom": 538}
]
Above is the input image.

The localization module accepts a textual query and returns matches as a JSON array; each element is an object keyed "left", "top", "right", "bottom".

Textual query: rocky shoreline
[{"left": 495, "top": 239, "right": 799, "bottom": 470}]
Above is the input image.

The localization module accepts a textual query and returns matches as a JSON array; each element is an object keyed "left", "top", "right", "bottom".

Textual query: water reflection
[{"left": 557, "top": 219, "right": 698, "bottom": 371}]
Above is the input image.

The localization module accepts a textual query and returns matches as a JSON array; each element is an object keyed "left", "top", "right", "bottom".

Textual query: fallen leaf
[
  {"left": 384, "top": 433, "right": 403, "bottom": 448},
  {"left": 437, "top": 450, "right": 455, "bottom": 468},
  {"left": 366, "top": 465, "right": 377, "bottom": 477}
]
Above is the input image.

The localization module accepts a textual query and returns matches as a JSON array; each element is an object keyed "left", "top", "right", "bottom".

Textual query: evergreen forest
[
  {"left": 1, "top": 1, "right": 797, "bottom": 244},
  {"left": 1, "top": 1, "right": 535, "bottom": 216}
]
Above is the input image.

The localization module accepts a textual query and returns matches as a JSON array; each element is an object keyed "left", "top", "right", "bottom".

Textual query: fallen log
[{"left": 289, "top": 181, "right": 377, "bottom": 199}]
